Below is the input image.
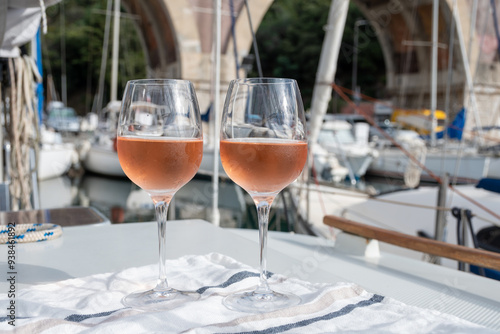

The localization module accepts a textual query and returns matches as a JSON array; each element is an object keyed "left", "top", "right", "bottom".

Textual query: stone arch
[
  {"left": 353, "top": 0, "right": 467, "bottom": 115},
  {"left": 119, "top": 0, "right": 500, "bottom": 135},
  {"left": 119, "top": 0, "right": 272, "bottom": 112},
  {"left": 121, "top": 0, "right": 190, "bottom": 79},
  {"left": 354, "top": 0, "right": 500, "bottom": 138}
]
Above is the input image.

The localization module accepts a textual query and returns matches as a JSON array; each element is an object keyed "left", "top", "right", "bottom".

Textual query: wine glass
[
  {"left": 220, "top": 78, "right": 308, "bottom": 312},
  {"left": 116, "top": 79, "right": 203, "bottom": 310}
]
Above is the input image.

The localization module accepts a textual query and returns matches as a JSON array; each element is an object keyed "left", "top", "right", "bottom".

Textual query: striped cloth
[{"left": 0, "top": 253, "right": 495, "bottom": 333}]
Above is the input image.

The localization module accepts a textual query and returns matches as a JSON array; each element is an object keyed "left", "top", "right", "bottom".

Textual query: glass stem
[
  {"left": 154, "top": 200, "right": 171, "bottom": 291},
  {"left": 256, "top": 200, "right": 272, "bottom": 293}
]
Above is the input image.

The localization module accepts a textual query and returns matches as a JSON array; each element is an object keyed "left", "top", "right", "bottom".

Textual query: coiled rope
[
  {"left": 403, "top": 140, "right": 427, "bottom": 189},
  {"left": 0, "top": 223, "right": 62, "bottom": 243},
  {"left": 2, "top": 56, "right": 41, "bottom": 210}
]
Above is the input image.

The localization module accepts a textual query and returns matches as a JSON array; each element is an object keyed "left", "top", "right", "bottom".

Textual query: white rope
[
  {"left": 4, "top": 56, "right": 40, "bottom": 210},
  {"left": 404, "top": 142, "right": 427, "bottom": 189},
  {"left": 39, "top": 0, "right": 48, "bottom": 34},
  {"left": 1, "top": 223, "right": 62, "bottom": 243}
]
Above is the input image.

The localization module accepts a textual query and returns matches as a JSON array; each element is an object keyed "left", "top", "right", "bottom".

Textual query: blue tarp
[
  {"left": 476, "top": 178, "right": 500, "bottom": 194},
  {"left": 201, "top": 103, "right": 211, "bottom": 122},
  {"left": 435, "top": 107, "right": 466, "bottom": 140},
  {"left": 447, "top": 107, "right": 466, "bottom": 140}
]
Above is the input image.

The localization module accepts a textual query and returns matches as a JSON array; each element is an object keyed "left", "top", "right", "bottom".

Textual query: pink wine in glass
[
  {"left": 117, "top": 78, "right": 203, "bottom": 311},
  {"left": 220, "top": 138, "right": 307, "bottom": 194},
  {"left": 117, "top": 136, "right": 203, "bottom": 192},
  {"left": 220, "top": 77, "right": 307, "bottom": 313}
]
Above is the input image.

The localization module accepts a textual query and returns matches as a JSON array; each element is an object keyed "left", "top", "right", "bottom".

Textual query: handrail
[{"left": 323, "top": 214, "right": 500, "bottom": 271}]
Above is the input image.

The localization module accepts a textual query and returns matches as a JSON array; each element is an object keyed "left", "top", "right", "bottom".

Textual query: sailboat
[
  {"left": 39, "top": 76, "right": 81, "bottom": 181},
  {"left": 81, "top": 0, "right": 125, "bottom": 178},
  {"left": 315, "top": 116, "right": 377, "bottom": 180},
  {"left": 364, "top": 0, "right": 500, "bottom": 186},
  {"left": 300, "top": 0, "right": 500, "bottom": 276},
  {"left": 0, "top": 0, "right": 81, "bottom": 213},
  {"left": 81, "top": 100, "right": 124, "bottom": 177}
]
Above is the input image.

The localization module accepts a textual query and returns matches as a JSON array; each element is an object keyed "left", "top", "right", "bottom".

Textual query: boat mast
[
  {"left": 430, "top": 0, "right": 438, "bottom": 147},
  {"left": 308, "top": 0, "right": 349, "bottom": 146},
  {"left": 211, "top": 0, "right": 222, "bottom": 227},
  {"left": 95, "top": 0, "right": 112, "bottom": 113},
  {"left": 111, "top": 0, "right": 120, "bottom": 102},
  {"left": 454, "top": 0, "right": 483, "bottom": 146},
  {"left": 60, "top": 0, "right": 67, "bottom": 106}
]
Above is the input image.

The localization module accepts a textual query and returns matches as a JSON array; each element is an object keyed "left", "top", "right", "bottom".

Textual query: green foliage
[
  {"left": 337, "top": 2, "right": 386, "bottom": 99},
  {"left": 41, "top": 0, "right": 146, "bottom": 116},
  {"left": 249, "top": 0, "right": 385, "bottom": 112},
  {"left": 39, "top": 0, "right": 385, "bottom": 116}
]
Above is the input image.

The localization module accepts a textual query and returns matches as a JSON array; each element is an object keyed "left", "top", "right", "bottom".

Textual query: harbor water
[
  {"left": 37, "top": 169, "right": 407, "bottom": 232},
  {"left": 37, "top": 171, "right": 303, "bottom": 232}
]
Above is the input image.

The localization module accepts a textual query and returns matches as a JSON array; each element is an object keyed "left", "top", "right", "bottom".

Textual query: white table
[{"left": 1, "top": 219, "right": 499, "bottom": 331}]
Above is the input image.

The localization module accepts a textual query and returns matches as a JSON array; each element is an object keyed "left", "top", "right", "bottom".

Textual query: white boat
[
  {"left": 37, "top": 126, "right": 79, "bottom": 181},
  {"left": 81, "top": 142, "right": 125, "bottom": 177},
  {"left": 77, "top": 172, "right": 246, "bottom": 225},
  {"left": 315, "top": 119, "right": 378, "bottom": 180},
  {"left": 38, "top": 143, "right": 79, "bottom": 180},
  {"left": 38, "top": 175, "right": 77, "bottom": 208},
  {"left": 367, "top": 113, "right": 500, "bottom": 185},
  {"left": 81, "top": 1, "right": 125, "bottom": 178},
  {"left": 198, "top": 145, "right": 228, "bottom": 179},
  {"left": 311, "top": 142, "right": 349, "bottom": 183},
  {"left": 301, "top": 0, "right": 500, "bottom": 276},
  {"left": 44, "top": 101, "right": 81, "bottom": 134},
  {"left": 297, "top": 178, "right": 500, "bottom": 271},
  {"left": 81, "top": 100, "right": 125, "bottom": 178},
  {"left": 368, "top": 144, "right": 500, "bottom": 184},
  {"left": 0, "top": 1, "right": 66, "bottom": 209}
]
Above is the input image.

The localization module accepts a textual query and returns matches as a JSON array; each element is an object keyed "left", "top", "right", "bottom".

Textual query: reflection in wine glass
[
  {"left": 220, "top": 78, "right": 308, "bottom": 313},
  {"left": 117, "top": 79, "right": 203, "bottom": 310}
]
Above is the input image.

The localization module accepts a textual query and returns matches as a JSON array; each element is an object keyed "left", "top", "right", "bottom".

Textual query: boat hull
[
  {"left": 198, "top": 147, "right": 227, "bottom": 178},
  {"left": 300, "top": 181, "right": 500, "bottom": 269},
  {"left": 83, "top": 145, "right": 126, "bottom": 178},
  {"left": 368, "top": 147, "right": 495, "bottom": 183},
  {"left": 38, "top": 144, "right": 78, "bottom": 181}
]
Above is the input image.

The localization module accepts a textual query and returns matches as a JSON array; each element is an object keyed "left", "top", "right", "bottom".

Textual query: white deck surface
[{"left": 1, "top": 220, "right": 499, "bottom": 331}]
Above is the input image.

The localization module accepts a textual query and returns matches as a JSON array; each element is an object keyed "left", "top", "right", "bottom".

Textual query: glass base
[
  {"left": 122, "top": 287, "right": 200, "bottom": 311},
  {"left": 223, "top": 288, "right": 301, "bottom": 313}
]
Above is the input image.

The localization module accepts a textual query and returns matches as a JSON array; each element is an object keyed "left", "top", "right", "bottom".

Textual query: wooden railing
[{"left": 323, "top": 215, "right": 500, "bottom": 272}]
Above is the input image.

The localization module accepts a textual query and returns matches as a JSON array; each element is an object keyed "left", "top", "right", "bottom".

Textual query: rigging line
[
  {"left": 444, "top": 0, "right": 456, "bottom": 140},
  {"left": 332, "top": 83, "right": 443, "bottom": 182},
  {"left": 441, "top": 2, "right": 465, "bottom": 190},
  {"left": 295, "top": 184, "right": 500, "bottom": 228},
  {"left": 447, "top": 184, "right": 500, "bottom": 222},
  {"left": 398, "top": 3, "right": 418, "bottom": 107},
  {"left": 473, "top": 213, "right": 500, "bottom": 227},
  {"left": 475, "top": 2, "right": 500, "bottom": 129},
  {"left": 244, "top": 0, "right": 262, "bottom": 78},
  {"left": 335, "top": 83, "right": 500, "bottom": 145},
  {"left": 229, "top": 0, "right": 240, "bottom": 79},
  {"left": 295, "top": 184, "right": 448, "bottom": 211},
  {"left": 334, "top": 84, "right": 409, "bottom": 110},
  {"left": 468, "top": 0, "right": 478, "bottom": 61},
  {"left": 490, "top": 0, "right": 500, "bottom": 58},
  {"left": 454, "top": 2, "right": 484, "bottom": 146},
  {"left": 309, "top": 159, "right": 328, "bottom": 216},
  {"left": 442, "top": 2, "right": 468, "bottom": 199},
  {"left": 60, "top": 0, "right": 67, "bottom": 105},
  {"left": 94, "top": 0, "right": 113, "bottom": 114},
  {"left": 332, "top": 83, "right": 500, "bottom": 223}
]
